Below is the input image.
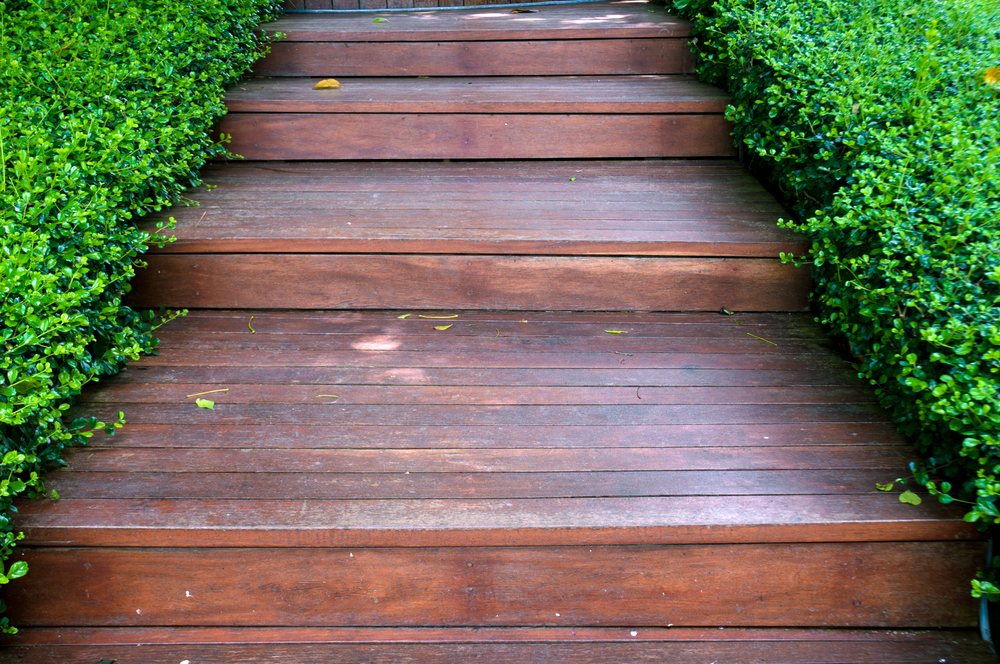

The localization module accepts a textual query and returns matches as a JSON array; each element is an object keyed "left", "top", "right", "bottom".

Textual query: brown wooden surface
[
  {"left": 129, "top": 255, "right": 808, "bottom": 310},
  {"left": 2, "top": 543, "right": 982, "bottom": 627},
  {"left": 3, "top": 628, "right": 993, "bottom": 664},
  {"left": 225, "top": 76, "right": 729, "bottom": 114},
  {"left": 255, "top": 40, "right": 691, "bottom": 76},
  {"left": 220, "top": 114, "right": 737, "bottom": 160},
  {"left": 263, "top": 1, "right": 692, "bottom": 42},
  {"left": 139, "top": 161, "right": 804, "bottom": 257}
]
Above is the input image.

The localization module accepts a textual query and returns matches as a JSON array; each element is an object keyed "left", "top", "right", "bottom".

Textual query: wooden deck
[{"left": 1, "top": 1, "right": 994, "bottom": 661}]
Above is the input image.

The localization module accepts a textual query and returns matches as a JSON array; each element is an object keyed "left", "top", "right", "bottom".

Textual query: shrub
[
  {"left": 0, "top": 0, "right": 283, "bottom": 630},
  {"left": 666, "top": 0, "right": 1000, "bottom": 556}
]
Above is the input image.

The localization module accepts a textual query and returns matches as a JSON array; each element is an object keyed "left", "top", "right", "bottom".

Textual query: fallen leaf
[
  {"left": 419, "top": 314, "right": 459, "bottom": 319},
  {"left": 465, "top": 323, "right": 485, "bottom": 327},
  {"left": 248, "top": 315, "right": 256, "bottom": 333},
  {"left": 195, "top": 399, "right": 215, "bottom": 410},
  {"left": 719, "top": 307, "right": 734, "bottom": 315},
  {"left": 317, "top": 394, "right": 339, "bottom": 398},
  {"left": 605, "top": 330, "right": 626, "bottom": 334},
  {"left": 313, "top": 78, "right": 342, "bottom": 89},
  {"left": 372, "top": 17, "right": 388, "bottom": 22},
  {"left": 899, "top": 490, "right": 922, "bottom": 505},
  {"left": 510, "top": 8, "right": 537, "bottom": 12},
  {"left": 397, "top": 314, "right": 411, "bottom": 319},
  {"left": 496, "top": 328, "right": 500, "bottom": 338},
  {"left": 569, "top": 177, "right": 577, "bottom": 181},
  {"left": 434, "top": 325, "right": 453, "bottom": 330},
  {"left": 986, "top": 67, "right": 1000, "bottom": 87},
  {"left": 746, "top": 332, "right": 777, "bottom": 346},
  {"left": 875, "top": 482, "right": 894, "bottom": 491},
  {"left": 418, "top": 76, "right": 431, "bottom": 79},
  {"left": 186, "top": 388, "right": 229, "bottom": 398}
]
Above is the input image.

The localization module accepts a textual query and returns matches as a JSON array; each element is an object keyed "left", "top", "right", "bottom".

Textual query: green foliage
[
  {"left": 666, "top": 0, "right": 1000, "bottom": 570},
  {"left": 0, "top": 0, "right": 283, "bottom": 629}
]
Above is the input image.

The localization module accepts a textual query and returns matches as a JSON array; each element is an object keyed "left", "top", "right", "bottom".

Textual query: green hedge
[
  {"left": 666, "top": 0, "right": 1000, "bottom": 583},
  {"left": 0, "top": 0, "right": 282, "bottom": 630}
]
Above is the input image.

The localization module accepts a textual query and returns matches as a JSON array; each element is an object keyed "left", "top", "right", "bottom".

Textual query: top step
[{"left": 260, "top": 1, "right": 692, "bottom": 42}]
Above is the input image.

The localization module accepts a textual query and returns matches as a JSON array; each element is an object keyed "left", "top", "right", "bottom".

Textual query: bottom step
[{"left": 0, "top": 627, "right": 994, "bottom": 663}]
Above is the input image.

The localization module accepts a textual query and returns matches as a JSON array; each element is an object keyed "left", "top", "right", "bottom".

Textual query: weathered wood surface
[
  {"left": 255, "top": 40, "right": 691, "bottom": 76},
  {"left": 9, "top": 311, "right": 979, "bottom": 549},
  {"left": 128, "top": 254, "right": 808, "bottom": 311},
  {"left": 225, "top": 76, "right": 729, "bottom": 114},
  {"left": 4, "top": 627, "right": 993, "bottom": 664},
  {"left": 220, "top": 114, "right": 737, "bottom": 160},
  {"left": 140, "top": 161, "right": 804, "bottom": 257},
  {"left": 3, "top": 543, "right": 985, "bottom": 628},
  {"left": 265, "top": 1, "right": 692, "bottom": 42}
]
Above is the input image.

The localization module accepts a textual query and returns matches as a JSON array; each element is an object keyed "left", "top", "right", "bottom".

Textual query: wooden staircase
[{"left": 1, "top": 2, "right": 994, "bottom": 662}]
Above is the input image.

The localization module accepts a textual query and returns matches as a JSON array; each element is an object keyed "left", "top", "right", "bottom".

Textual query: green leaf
[
  {"left": 604, "top": 330, "right": 626, "bottom": 335},
  {"left": 875, "top": 482, "right": 893, "bottom": 491},
  {"left": 899, "top": 490, "right": 922, "bottom": 506},
  {"left": 195, "top": 399, "right": 215, "bottom": 410},
  {"left": 372, "top": 17, "right": 388, "bottom": 22},
  {"left": 7, "top": 562, "right": 27, "bottom": 580}
]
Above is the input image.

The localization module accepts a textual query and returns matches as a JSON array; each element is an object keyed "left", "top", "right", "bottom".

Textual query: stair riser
[
  {"left": 220, "top": 114, "right": 737, "bottom": 160},
  {"left": 128, "top": 255, "right": 810, "bottom": 311},
  {"left": 253, "top": 40, "right": 693, "bottom": 77},
  {"left": 5, "top": 543, "right": 981, "bottom": 628}
]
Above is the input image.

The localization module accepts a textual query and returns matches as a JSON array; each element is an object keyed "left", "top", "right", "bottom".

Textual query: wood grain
[
  {"left": 3, "top": 543, "right": 982, "bottom": 627},
  {"left": 219, "top": 114, "right": 737, "bottom": 160},
  {"left": 128, "top": 255, "right": 809, "bottom": 311},
  {"left": 261, "top": 2, "right": 692, "bottom": 43},
  {"left": 254, "top": 39, "right": 690, "bottom": 77},
  {"left": 224, "top": 76, "right": 730, "bottom": 114}
]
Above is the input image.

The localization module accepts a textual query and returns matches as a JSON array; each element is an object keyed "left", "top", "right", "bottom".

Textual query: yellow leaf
[
  {"left": 419, "top": 314, "right": 458, "bottom": 319},
  {"left": 248, "top": 315, "right": 256, "bottom": 333},
  {"left": 186, "top": 388, "right": 229, "bottom": 398},
  {"left": 313, "top": 78, "right": 342, "bottom": 90},
  {"left": 195, "top": 398, "right": 215, "bottom": 410},
  {"left": 985, "top": 67, "right": 1000, "bottom": 87},
  {"left": 605, "top": 330, "right": 626, "bottom": 334},
  {"left": 434, "top": 325, "right": 453, "bottom": 331},
  {"left": 317, "top": 394, "right": 339, "bottom": 398},
  {"left": 397, "top": 314, "right": 411, "bottom": 319}
]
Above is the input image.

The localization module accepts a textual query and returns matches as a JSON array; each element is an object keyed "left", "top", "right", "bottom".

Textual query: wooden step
[
  {"left": 2, "top": 311, "right": 984, "bottom": 631},
  {"left": 255, "top": 1, "right": 694, "bottom": 77},
  {"left": 3, "top": 627, "right": 995, "bottom": 663},
  {"left": 130, "top": 160, "right": 808, "bottom": 311},
  {"left": 221, "top": 76, "right": 734, "bottom": 159}
]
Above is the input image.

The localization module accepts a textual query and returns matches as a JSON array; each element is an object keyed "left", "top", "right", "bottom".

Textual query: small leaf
[
  {"left": 7, "top": 561, "right": 27, "bottom": 580},
  {"left": 195, "top": 398, "right": 215, "bottom": 410},
  {"left": 418, "top": 314, "right": 458, "bottom": 319},
  {"left": 510, "top": 8, "right": 538, "bottom": 12},
  {"left": 605, "top": 330, "right": 626, "bottom": 334},
  {"left": 51, "top": 489, "right": 59, "bottom": 500},
  {"left": 397, "top": 314, "right": 411, "bottom": 319},
  {"left": 719, "top": 307, "right": 734, "bottom": 315},
  {"left": 313, "top": 78, "right": 342, "bottom": 89},
  {"left": 248, "top": 315, "right": 256, "bottom": 333},
  {"left": 316, "top": 394, "right": 339, "bottom": 399},
  {"left": 985, "top": 67, "right": 1000, "bottom": 88},
  {"left": 372, "top": 17, "right": 388, "bottom": 22},
  {"left": 569, "top": 177, "right": 577, "bottom": 181},
  {"left": 899, "top": 490, "right": 922, "bottom": 505},
  {"left": 434, "top": 325, "right": 453, "bottom": 330},
  {"left": 875, "top": 482, "right": 894, "bottom": 491}
]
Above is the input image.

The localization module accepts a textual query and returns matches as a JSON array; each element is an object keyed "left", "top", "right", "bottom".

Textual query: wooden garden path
[{"left": 1, "top": 2, "right": 994, "bottom": 661}]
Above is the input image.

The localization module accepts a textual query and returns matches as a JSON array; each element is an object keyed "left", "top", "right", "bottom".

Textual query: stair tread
[
  {"left": 143, "top": 160, "right": 804, "bottom": 255},
  {"left": 261, "top": 0, "right": 691, "bottom": 42},
  {"left": 226, "top": 75, "right": 730, "bottom": 113},
  {"left": 12, "top": 311, "right": 977, "bottom": 548},
  {"left": 3, "top": 627, "right": 995, "bottom": 664}
]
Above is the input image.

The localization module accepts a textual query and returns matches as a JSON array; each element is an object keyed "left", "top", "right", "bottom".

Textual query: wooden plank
[
  {"left": 2, "top": 543, "right": 982, "bottom": 627},
  {"left": 1, "top": 629, "right": 994, "bottom": 664},
  {"left": 224, "top": 76, "right": 731, "bottom": 114},
  {"left": 41, "top": 469, "right": 914, "bottom": 500},
  {"left": 77, "top": 384, "right": 877, "bottom": 405},
  {"left": 253, "top": 39, "right": 690, "bottom": 77},
  {"left": 128, "top": 255, "right": 809, "bottom": 311},
  {"left": 57, "top": 445, "right": 913, "bottom": 473},
  {"left": 10, "top": 496, "right": 979, "bottom": 547},
  {"left": 261, "top": 2, "right": 693, "bottom": 42},
  {"left": 219, "top": 114, "right": 737, "bottom": 160},
  {"left": 81, "top": 422, "right": 906, "bottom": 450}
]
